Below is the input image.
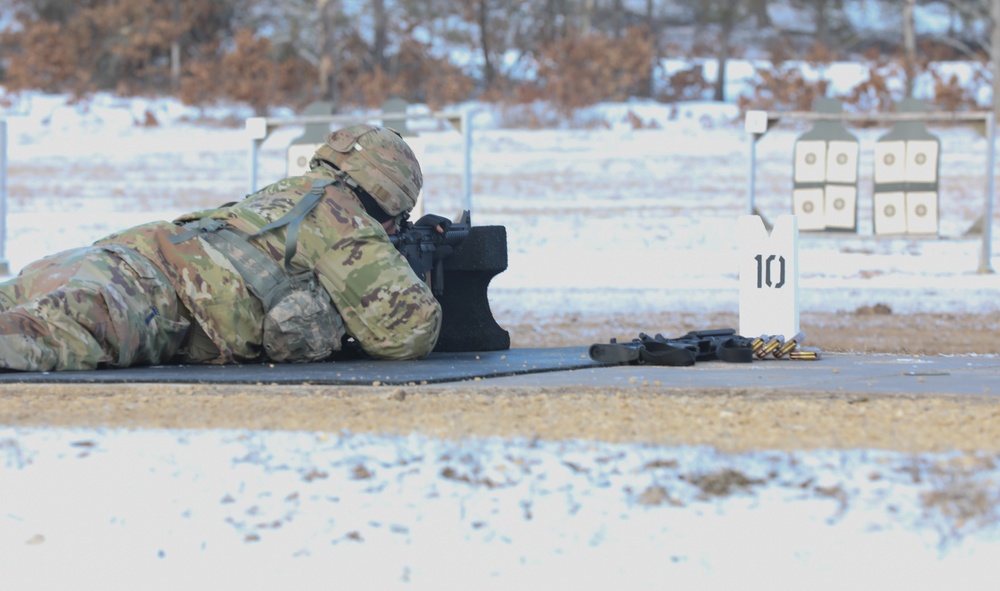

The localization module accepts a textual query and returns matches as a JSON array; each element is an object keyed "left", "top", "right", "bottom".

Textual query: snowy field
[
  {"left": 1, "top": 93, "right": 999, "bottom": 588},
  {"left": 3, "top": 94, "right": 998, "bottom": 319},
  {"left": 3, "top": 428, "right": 999, "bottom": 590}
]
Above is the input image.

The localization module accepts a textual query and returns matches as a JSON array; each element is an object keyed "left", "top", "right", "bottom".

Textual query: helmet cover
[{"left": 312, "top": 123, "right": 422, "bottom": 216}]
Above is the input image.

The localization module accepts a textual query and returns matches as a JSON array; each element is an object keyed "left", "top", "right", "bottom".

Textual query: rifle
[
  {"left": 390, "top": 210, "right": 471, "bottom": 296},
  {"left": 390, "top": 210, "right": 509, "bottom": 353},
  {"left": 589, "top": 329, "right": 754, "bottom": 366}
]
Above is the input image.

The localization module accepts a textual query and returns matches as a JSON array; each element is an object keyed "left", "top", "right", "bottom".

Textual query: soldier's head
[{"left": 311, "top": 124, "right": 422, "bottom": 220}]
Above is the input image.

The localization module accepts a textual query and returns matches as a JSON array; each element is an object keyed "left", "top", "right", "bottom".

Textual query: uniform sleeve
[{"left": 314, "top": 225, "right": 442, "bottom": 360}]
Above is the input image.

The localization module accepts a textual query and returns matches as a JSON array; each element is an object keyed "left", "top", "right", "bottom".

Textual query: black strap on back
[
  {"left": 170, "top": 178, "right": 335, "bottom": 274},
  {"left": 198, "top": 227, "right": 305, "bottom": 308},
  {"left": 251, "top": 178, "right": 334, "bottom": 272},
  {"left": 168, "top": 217, "right": 304, "bottom": 308}
]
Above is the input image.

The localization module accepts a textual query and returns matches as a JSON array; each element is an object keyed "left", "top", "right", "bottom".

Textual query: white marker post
[
  {"left": 738, "top": 214, "right": 800, "bottom": 339},
  {"left": 401, "top": 136, "right": 427, "bottom": 219}
]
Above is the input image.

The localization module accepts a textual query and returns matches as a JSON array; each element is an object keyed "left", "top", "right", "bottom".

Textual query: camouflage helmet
[{"left": 311, "top": 123, "right": 422, "bottom": 217}]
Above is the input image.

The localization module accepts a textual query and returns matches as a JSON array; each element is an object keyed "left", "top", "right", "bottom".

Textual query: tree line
[{"left": 0, "top": 0, "right": 997, "bottom": 117}]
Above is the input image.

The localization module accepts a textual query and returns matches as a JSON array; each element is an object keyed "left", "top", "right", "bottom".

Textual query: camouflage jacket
[{"left": 96, "top": 166, "right": 442, "bottom": 363}]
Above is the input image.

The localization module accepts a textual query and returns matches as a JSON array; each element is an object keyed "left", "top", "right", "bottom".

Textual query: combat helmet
[{"left": 311, "top": 123, "right": 422, "bottom": 217}]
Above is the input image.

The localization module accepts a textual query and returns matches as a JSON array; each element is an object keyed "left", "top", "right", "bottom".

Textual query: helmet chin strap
[
  {"left": 321, "top": 163, "right": 397, "bottom": 223},
  {"left": 329, "top": 166, "right": 358, "bottom": 188},
  {"left": 354, "top": 188, "right": 395, "bottom": 223}
]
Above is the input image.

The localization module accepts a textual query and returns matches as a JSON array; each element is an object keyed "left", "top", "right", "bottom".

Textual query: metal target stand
[
  {"left": 245, "top": 101, "right": 474, "bottom": 218},
  {"left": 745, "top": 108, "right": 996, "bottom": 274}
]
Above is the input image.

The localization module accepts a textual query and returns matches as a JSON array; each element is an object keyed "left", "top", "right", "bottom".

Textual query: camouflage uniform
[
  {"left": 0, "top": 245, "right": 190, "bottom": 371},
  {"left": 0, "top": 124, "right": 440, "bottom": 371}
]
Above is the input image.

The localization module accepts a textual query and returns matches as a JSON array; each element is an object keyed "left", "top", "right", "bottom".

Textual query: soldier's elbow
[
  {"left": 401, "top": 304, "right": 442, "bottom": 359},
  {"left": 367, "top": 301, "right": 442, "bottom": 360}
]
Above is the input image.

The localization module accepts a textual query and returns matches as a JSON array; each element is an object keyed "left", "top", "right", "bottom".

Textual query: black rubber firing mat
[{"left": 0, "top": 347, "right": 607, "bottom": 386}]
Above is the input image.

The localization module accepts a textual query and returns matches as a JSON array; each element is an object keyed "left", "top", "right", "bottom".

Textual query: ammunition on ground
[
  {"left": 789, "top": 347, "right": 822, "bottom": 360},
  {"left": 757, "top": 335, "right": 783, "bottom": 358},
  {"left": 774, "top": 331, "right": 805, "bottom": 358},
  {"left": 749, "top": 334, "right": 768, "bottom": 354}
]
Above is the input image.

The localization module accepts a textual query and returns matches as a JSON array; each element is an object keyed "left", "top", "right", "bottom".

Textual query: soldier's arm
[{"left": 314, "top": 227, "right": 442, "bottom": 360}]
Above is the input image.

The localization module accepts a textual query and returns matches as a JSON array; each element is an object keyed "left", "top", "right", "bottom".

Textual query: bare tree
[
  {"left": 693, "top": 0, "right": 743, "bottom": 102},
  {"left": 712, "top": 0, "right": 740, "bottom": 102},
  {"left": 903, "top": 0, "right": 917, "bottom": 97},
  {"left": 644, "top": 0, "right": 661, "bottom": 98},
  {"left": 318, "top": 0, "right": 341, "bottom": 107},
  {"left": 542, "top": 0, "right": 569, "bottom": 43},
  {"left": 171, "top": 0, "right": 182, "bottom": 91},
  {"left": 925, "top": 0, "right": 997, "bottom": 114},
  {"left": 452, "top": 0, "right": 520, "bottom": 92},
  {"left": 372, "top": 0, "right": 389, "bottom": 74},
  {"left": 907, "top": 0, "right": 990, "bottom": 60},
  {"left": 581, "top": 0, "right": 595, "bottom": 35},
  {"left": 474, "top": 0, "right": 497, "bottom": 88},
  {"left": 748, "top": 0, "right": 771, "bottom": 27}
]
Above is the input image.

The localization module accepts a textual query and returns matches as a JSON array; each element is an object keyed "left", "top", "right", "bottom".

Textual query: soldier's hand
[{"left": 415, "top": 214, "right": 451, "bottom": 233}]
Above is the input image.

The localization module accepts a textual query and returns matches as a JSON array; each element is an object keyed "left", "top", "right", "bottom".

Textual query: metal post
[
  {"left": 743, "top": 111, "right": 771, "bottom": 222},
  {"left": 748, "top": 133, "right": 758, "bottom": 216},
  {"left": 982, "top": 111, "right": 996, "bottom": 274},
  {"left": 0, "top": 119, "right": 9, "bottom": 275},
  {"left": 461, "top": 108, "right": 472, "bottom": 213},
  {"left": 248, "top": 137, "right": 260, "bottom": 194},
  {"left": 245, "top": 116, "right": 270, "bottom": 195}
]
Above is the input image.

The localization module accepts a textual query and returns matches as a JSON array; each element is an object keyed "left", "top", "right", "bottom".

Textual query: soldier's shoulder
[{"left": 251, "top": 174, "right": 324, "bottom": 198}]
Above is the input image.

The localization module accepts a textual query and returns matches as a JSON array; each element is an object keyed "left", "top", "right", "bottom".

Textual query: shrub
[{"left": 534, "top": 27, "right": 655, "bottom": 114}]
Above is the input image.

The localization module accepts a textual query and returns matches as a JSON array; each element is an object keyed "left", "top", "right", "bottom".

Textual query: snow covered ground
[
  {"left": 3, "top": 428, "right": 1000, "bottom": 590},
  {"left": 1, "top": 93, "right": 999, "bottom": 588}
]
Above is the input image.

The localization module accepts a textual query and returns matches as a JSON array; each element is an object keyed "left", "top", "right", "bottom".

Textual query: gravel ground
[{"left": 1, "top": 310, "right": 997, "bottom": 452}]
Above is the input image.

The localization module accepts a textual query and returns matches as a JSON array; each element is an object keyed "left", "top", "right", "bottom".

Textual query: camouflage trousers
[{"left": 0, "top": 245, "right": 191, "bottom": 371}]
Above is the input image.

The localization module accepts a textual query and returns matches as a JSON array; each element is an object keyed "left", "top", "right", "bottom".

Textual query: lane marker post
[{"left": 738, "top": 214, "right": 800, "bottom": 340}]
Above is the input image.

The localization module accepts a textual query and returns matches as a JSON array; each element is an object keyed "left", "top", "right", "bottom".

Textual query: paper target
[
  {"left": 793, "top": 141, "right": 828, "bottom": 183},
  {"left": 873, "top": 192, "right": 907, "bottom": 234},
  {"left": 792, "top": 188, "right": 826, "bottom": 231},
  {"left": 905, "top": 140, "right": 939, "bottom": 183},
  {"left": 874, "top": 141, "right": 907, "bottom": 184},
  {"left": 824, "top": 184, "right": 857, "bottom": 230},
  {"left": 286, "top": 143, "right": 323, "bottom": 177},
  {"left": 905, "top": 191, "right": 939, "bottom": 234},
  {"left": 825, "top": 141, "right": 859, "bottom": 184}
]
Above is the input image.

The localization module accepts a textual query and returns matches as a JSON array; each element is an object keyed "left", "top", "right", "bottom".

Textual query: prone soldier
[{"left": 0, "top": 124, "right": 440, "bottom": 371}]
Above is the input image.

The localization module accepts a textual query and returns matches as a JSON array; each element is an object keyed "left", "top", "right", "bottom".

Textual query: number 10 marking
[{"left": 754, "top": 254, "right": 786, "bottom": 288}]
